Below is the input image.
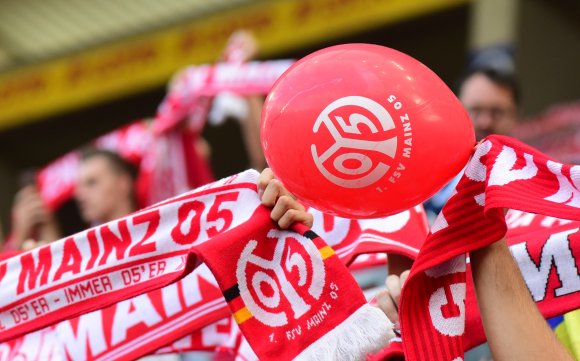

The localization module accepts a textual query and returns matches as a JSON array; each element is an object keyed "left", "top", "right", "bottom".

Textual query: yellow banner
[{"left": 0, "top": 0, "right": 469, "bottom": 131}]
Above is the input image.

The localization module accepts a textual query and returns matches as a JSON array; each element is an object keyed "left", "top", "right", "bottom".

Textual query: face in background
[
  {"left": 459, "top": 72, "right": 518, "bottom": 141},
  {"left": 75, "top": 155, "right": 133, "bottom": 225}
]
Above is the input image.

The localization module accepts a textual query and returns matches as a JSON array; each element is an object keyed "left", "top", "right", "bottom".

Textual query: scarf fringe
[{"left": 295, "top": 304, "right": 394, "bottom": 361}]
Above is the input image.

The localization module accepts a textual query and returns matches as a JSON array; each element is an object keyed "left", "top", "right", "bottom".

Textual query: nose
[{"left": 472, "top": 112, "right": 494, "bottom": 132}]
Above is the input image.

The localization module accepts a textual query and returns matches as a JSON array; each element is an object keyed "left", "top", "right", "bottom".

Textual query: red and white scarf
[
  {"left": 4, "top": 136, "right": 580, "bottom": 360},
  {"left": 145, "top": 59, "right": 293, "bottom": 204},
  {"left": 371, "top": 212, "right": 580, "bottom": 359},
  {"left": 387, "top": 135, "right": 580, "bottom": 360},
  {"left": 0, "top": 192, "right": 427, "bottom": 361},
  {"left": 154, "top": 60, "right": 293, "bottom": 134},
  {"left": 174, "top": 207, "right": 580, "bottom": 361},
  {"left": 0, "top": 170, "right": 261, "bottom": 340},
  {"left": 0, "top": 170, "right": 403, "bottom": 360},
  {"left": 7, "top": 210, "right": 572, "bottom": 361},
  {"left": 0, "top": 265, "right": 228, "bottom": 361}
]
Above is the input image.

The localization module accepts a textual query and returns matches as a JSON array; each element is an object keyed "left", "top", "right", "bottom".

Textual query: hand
[
  {"left": 222, "top": 30, "right": 259, "bottom": 63},
  {"left": 12, "top": 186, "right": 49, "bottom": 239},
  {"left": 11, "top": 186, "right": 60, "bottom": 246},
  {"left": 257, "top": 168, "right": 313, "bottom": 229},
  {"left": 20, "top": 239, "right": 50, "bottom": 252},
  {"left": 375, "top": 270, "right": 410, "bottom": 334}
]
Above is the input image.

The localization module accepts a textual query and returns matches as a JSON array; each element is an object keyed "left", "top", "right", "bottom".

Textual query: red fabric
[
  {"left": 394, "top": 135, "right": 580, "bottom": 361},
  {"left": 0, "top": 171, "right": 398, "bottom": 361},
  {"left": 0, "top": 171, "right": 262, "bottom": 343},
  {"left": 153, "top": 61, "right": 293, "bottom": 134},
  {"left": 0, "top": 202, "right": 428, "bottom": 361},
  {"left": 183, "top": 130, "right": 215, "bottom": 189},
  {"left": 372, "top": 216, "right": 580, "bottom": 360},
  {"left": 195, "top": 208, "right": 368, "bottom": 360},
  {"left": 0, "top": 249, "right": 20, "bottom": 262},
  {"left": 5, "top": 135, "right": 580, "bottom": 361},
  {"left": 369, "top": 341, "right": 404, "bottom": 361},
  {"left": 137, "top": 128, "right": 212, "bottom": 206}
]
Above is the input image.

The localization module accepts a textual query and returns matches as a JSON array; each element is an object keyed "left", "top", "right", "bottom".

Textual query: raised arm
[{"left": 470, "top": 239, "right": 572, "bottom": 361}]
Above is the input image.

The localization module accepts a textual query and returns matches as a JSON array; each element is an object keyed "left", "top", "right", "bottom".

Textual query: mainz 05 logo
[
  {"left": 236, "top": 229, "right": 325, "bottom": 327},
  {"left": 311, "top": 96, "right": 398, "bottom": 188}
]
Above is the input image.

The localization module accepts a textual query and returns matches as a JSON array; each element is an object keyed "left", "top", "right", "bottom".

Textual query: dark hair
[
  {"left": 80, "top": 148, "right": 138, "bottom": 181},
  {"left": 456, "top": 67, "right": 520, "bottom": 106}
]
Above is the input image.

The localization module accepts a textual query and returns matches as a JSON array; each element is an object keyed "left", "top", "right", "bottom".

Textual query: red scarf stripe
[
  {"left": 417, "top": 282, "right": 439, "bottom": 360},
  {"left": 399, "top": 135, "right": 580, "bottom": 360}
]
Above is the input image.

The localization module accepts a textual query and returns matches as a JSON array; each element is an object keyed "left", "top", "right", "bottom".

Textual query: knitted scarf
[
  {"left": 0, "top": 170, "right": 397, "bottom": 360},
  {"left": 3, "top": 136, "right": 580, "bottom": 360},
  {"left": 0, "top": 206, "right": 427, "bottom": 361},
  {"left": 389, "top": 135, "right": 580, "bottom": 360}
]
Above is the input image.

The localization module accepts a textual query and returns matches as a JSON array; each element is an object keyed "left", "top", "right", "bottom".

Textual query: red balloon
[{"left": 261, "top": 44, "right": 474, "bottom": 218}]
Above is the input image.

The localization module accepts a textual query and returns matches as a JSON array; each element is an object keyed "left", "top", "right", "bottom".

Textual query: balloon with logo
[{"left": 261, "top": 44, "right": 474, "bottom": 218}]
